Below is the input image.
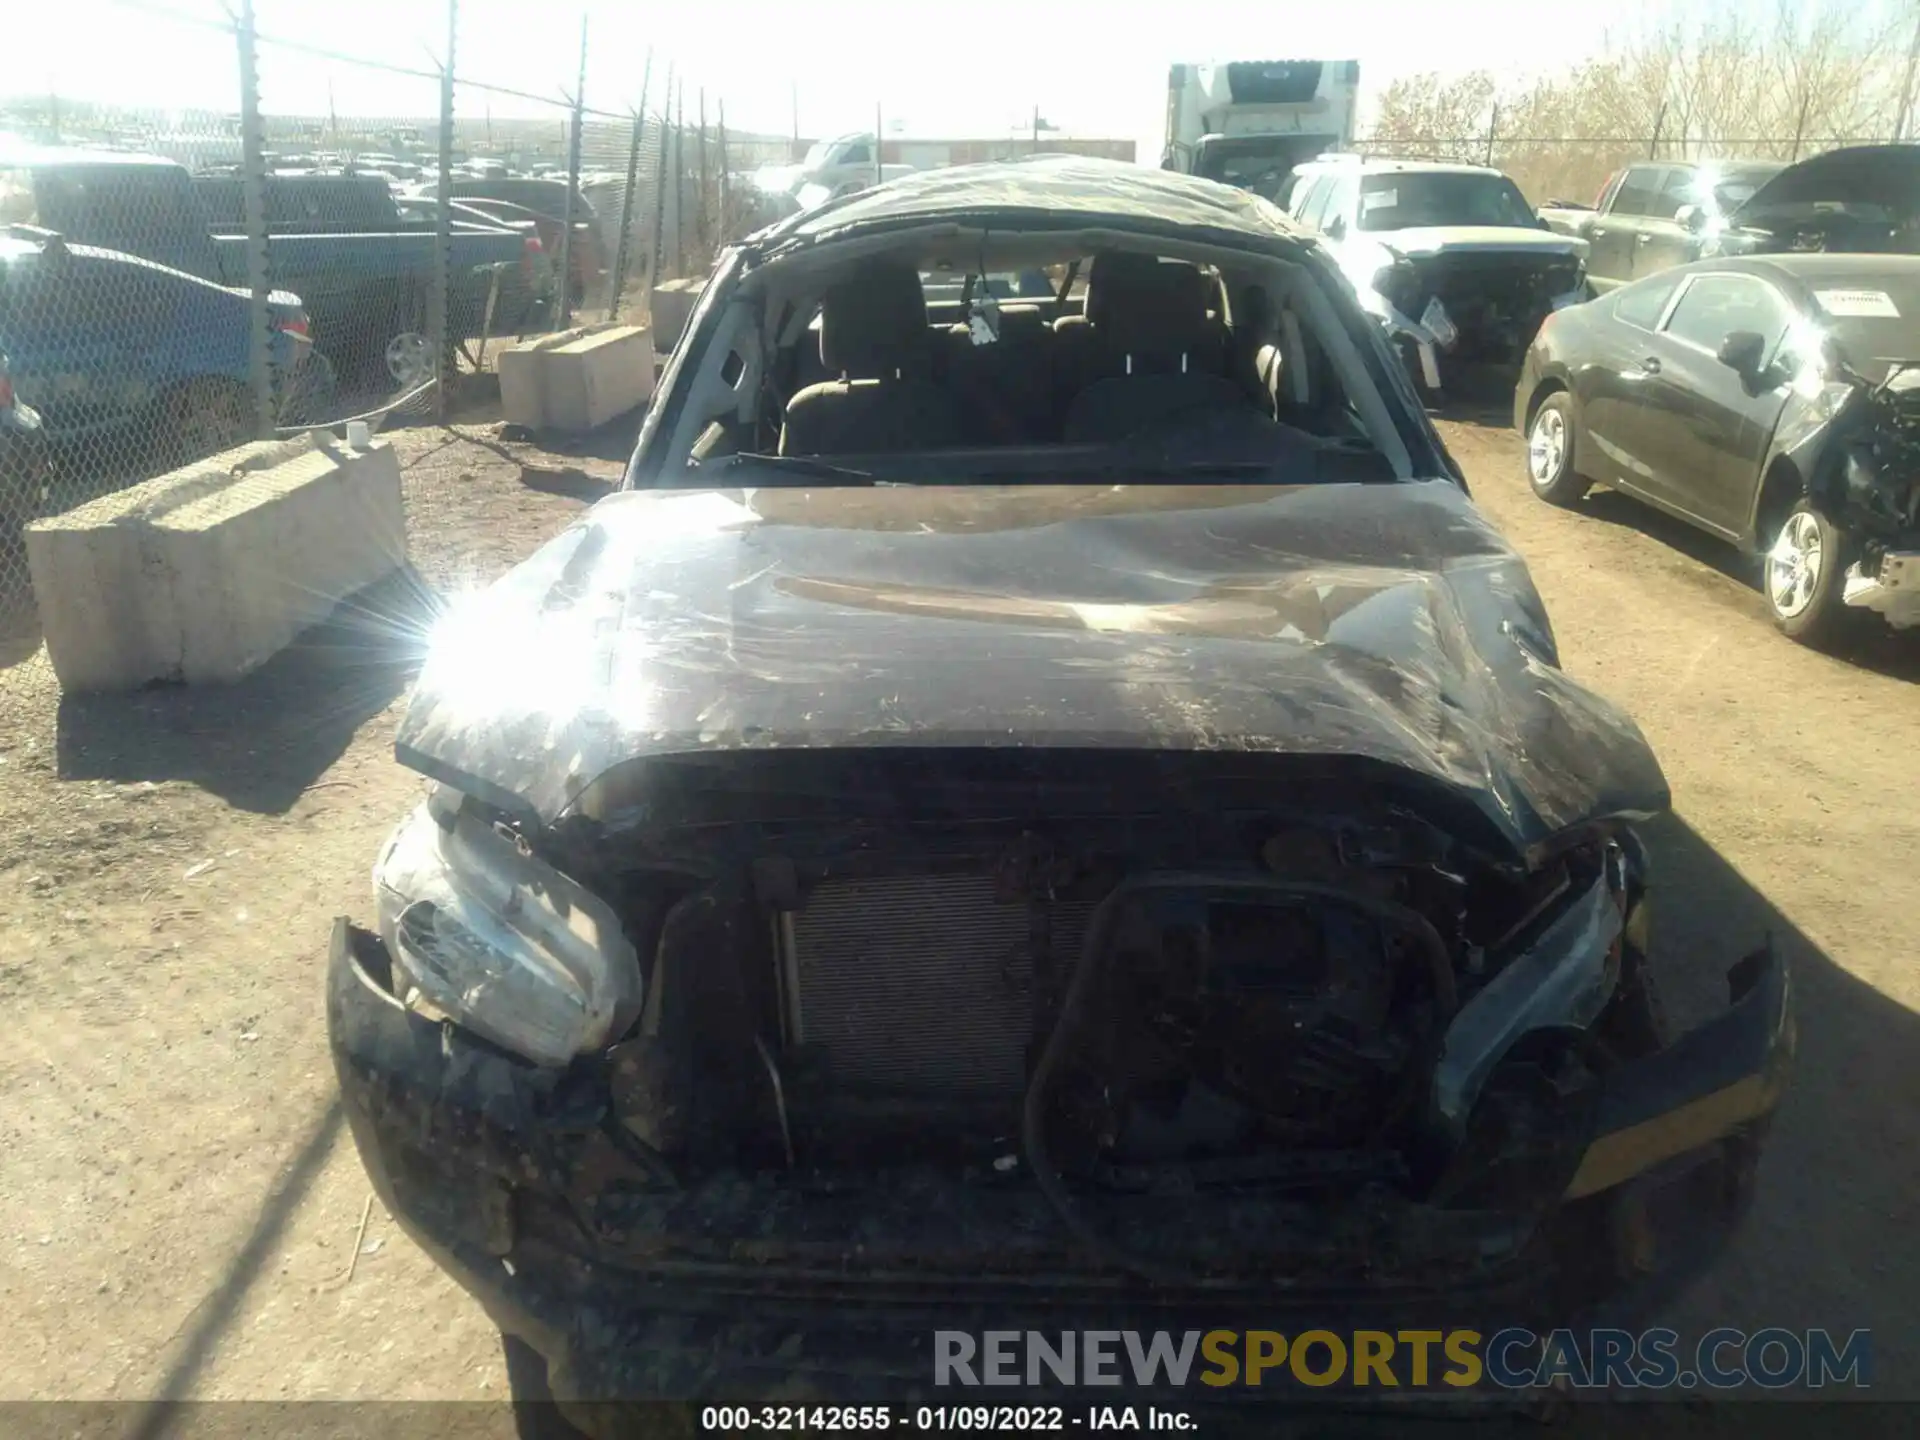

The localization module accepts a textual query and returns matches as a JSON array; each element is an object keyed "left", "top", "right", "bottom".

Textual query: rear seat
[
  {"left": 1053, "top": 253, "right": 1228, "bottom": 405},
  {"left": 944, "top": 303, "right": 1059, "bottom": 443},
  {"left": 780, "top": 263, "right": 962, "bottom": 456},
  {"left": 1056, "top": 253, "right": 1248, "bottom": 444}
]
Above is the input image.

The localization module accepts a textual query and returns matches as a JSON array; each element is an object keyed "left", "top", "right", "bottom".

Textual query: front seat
[
  {"left": 1060, "top": 255, "right": 1248, "bottom": 444},
  {"left": 780, "top": 263, "right": 962, "bottom": 456}
]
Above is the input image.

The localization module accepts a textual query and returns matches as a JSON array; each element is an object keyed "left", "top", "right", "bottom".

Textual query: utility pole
[
  {"left": 1032, "top": 103, "right": 1040, "bottom": 153},
  {"left": 697, "top": 87, "right": 709, "bottom": 258},
  {"left": 791, "top": 80, "right": 801, "bottom": 160},
  {"left": 432, "top": 0, "right": 456, "bottom": 418},
  {"left": 1897, "top": 2, "right": 1920, "bottom": 143},
  {"left": 874, "top": 101, "right": 883, "bottom": 185},
  {"left": 554, "top": 13, "right": 585, "bottom": 329},
  {"left": 717, "top": 100, "right": 731, "bottom": 243}
]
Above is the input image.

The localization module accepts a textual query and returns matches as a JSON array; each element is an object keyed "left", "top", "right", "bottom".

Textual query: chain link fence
[
  {"left": 0, "top": 0, "right": 789, "bottom": 631},
  {"left": 1352, "top": 121, "right": 1906, "bottom": 208}
]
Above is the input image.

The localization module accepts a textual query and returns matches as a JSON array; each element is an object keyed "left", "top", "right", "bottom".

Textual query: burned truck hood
[
  {"left": 1729, "top": 144, "right": 1920, "bottom": 227},
  {"left": 394, "top": 479, "right": 1668, "bottom": 862}
]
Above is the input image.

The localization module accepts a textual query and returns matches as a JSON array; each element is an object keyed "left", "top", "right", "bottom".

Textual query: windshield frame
[{"left": 625, "top": 214, "right": 1444, "bottom": 492}]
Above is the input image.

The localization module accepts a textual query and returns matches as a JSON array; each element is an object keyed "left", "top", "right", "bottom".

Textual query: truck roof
[
  {"left": 0, "top": 139, "right": 183, "bottom": 171},
  {"left": 1297, "top": 156, "right": 1504, "bottom": 178}
]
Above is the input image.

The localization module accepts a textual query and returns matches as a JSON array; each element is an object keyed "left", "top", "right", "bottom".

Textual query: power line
[{"left": 102, "top": 0, "right": 638, "bottom": 118}]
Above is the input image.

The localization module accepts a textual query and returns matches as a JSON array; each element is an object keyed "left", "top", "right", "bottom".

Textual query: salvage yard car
[
  {"left": 1284, "top": 156, "right": 1588, "bottom": 396},
  {"left": 0, "top": 226, "right": 326, "bottom": 493},
  {"left": 1545, "top": 144, "right": 1920, "bottom": 297},
  {"left": 1517, "top": 253, "right": 1920, "bottom": 646},
  {"left": 1540, "top": 158, "right": 1785, "bottom": 292},
  {"left": 330, "top": 158, "right": 1792, "bottom": 1428}
]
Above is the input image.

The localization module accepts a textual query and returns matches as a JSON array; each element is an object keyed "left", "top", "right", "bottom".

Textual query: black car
[
  {"left": 0, "top": 347, "right": 49, "bottom": 549},
  {"left": 330, "top": 159, "right": 1791, "bottom": 1430},
  {"left": 1516, "top": 253, "right": 1920, "bottom": 645}
]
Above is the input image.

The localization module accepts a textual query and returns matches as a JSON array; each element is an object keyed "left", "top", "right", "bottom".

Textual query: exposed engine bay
[
  {"left": 1378, "top": 252, "right": 1585, "bottom": 367},
  {"left": 1813, "top": 358, "right": 1920, "bottom": 628},
  {"left": 538, "top": 750, "right": 1648, "bottom": 1287}
]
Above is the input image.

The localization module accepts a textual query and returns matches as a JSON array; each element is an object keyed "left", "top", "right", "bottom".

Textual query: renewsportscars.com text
[{"left": 933, "top": 1328, "right": 1871, "bottom": 1390}]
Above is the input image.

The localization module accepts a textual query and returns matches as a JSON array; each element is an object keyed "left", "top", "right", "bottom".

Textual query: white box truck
[{"left": 1163, "top": 60, "right": 1361, "bottom": 198}]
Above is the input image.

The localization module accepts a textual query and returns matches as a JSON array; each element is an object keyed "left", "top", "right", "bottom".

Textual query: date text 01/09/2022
[{"left": 699, "top": 1406, "right": 1198, "bottom": 1431}]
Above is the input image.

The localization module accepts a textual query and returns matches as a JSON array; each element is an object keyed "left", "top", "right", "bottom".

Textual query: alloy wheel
[
  {"left": 1767, "top": 510, "right": 1824, "bottom": 620},
  {"left": 1527, "top": 406, "right": 1566, "bottom": 487}
]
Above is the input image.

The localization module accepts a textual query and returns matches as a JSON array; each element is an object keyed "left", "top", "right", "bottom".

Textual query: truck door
[
  {"left": 1633, "top": 165, "right": 1706, "bottom": 281},
  {"left": 1586, "top": 165, "right": 1665, "bottom": 292}
]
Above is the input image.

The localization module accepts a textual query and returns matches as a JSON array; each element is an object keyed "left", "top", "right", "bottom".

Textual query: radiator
[{"left": 787, "top": 872, "right": 1093, "bottom": 1098}]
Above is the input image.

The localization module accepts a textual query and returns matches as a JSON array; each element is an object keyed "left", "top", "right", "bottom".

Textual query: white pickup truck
[{"left": 752, "top": 134, "right": 916, "bottom": 211}]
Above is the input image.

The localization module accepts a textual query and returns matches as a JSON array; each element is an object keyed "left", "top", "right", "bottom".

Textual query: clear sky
[{"left": 3, "top": 0, "right": 1870, "bottom": 158}]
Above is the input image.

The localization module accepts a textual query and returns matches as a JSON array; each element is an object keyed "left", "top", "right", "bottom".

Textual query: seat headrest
[
  {"left": 1085, "top": 251, "right": 1211, "bottom": 359},
  {"left": 819, "top": 262, "right": 930, "bottom": 375},
  {"left": 995, "top": 303, "right": 1048, "bottom": 341}
]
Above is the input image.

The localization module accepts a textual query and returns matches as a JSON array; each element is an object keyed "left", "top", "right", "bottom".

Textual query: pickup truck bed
[{"left": 10, "top": 154, "right": 545, "bottom": 390}]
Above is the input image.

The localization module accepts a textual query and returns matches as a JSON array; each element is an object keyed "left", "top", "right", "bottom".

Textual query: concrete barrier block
[
  {"left": 498, "top": 323, "right": 654, "bottom": 434},
  {"left": 648, "top": 277, "right": 705, "bottom": 353},
  {"left": 26, "top": 433, "right": 405, "bottom": 693}
]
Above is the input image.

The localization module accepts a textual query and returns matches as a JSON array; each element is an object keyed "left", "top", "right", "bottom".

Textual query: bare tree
[{"left": 1361, "top": 1, "right": 1907, "bottom": 202}]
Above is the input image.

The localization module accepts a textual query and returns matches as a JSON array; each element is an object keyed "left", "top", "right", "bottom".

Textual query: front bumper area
[
  {"left": 328, "top": 918, "right": 1791, "bottom": 1417},
  {"left": 1844, "top": 549, "right": 1920, "bottom": 628},
  {"left": 1374, "top": 281, "right": 1585, "bottom": 395}
]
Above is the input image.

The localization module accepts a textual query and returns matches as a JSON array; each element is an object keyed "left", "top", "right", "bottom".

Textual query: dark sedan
[{"left": 1515, "top": 253, "right": 1920, "bottom": 646}]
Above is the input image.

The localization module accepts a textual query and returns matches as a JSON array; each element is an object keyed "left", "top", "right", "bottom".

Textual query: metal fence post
[
  {"left": 646, "top": 64, "right": 675, "bottom": 295},
  {"left": 697, "top": 88, "right": 710, "bottom": 260},
  {"left": 555, "top": 15, "right": 587, "bottom": 331},
  {"left": 432, "top": 0, "right": 456, "bottom": 422},
  {"left": 235, "top": 0, "right": 274, "bottom": 441},
  {"left": 717, "top": 101, "right": 731, "bottom": 248},
  {"left": 606, "top": 53, "right": 653, "bottom": 323},
  {"left": 672, "top": 85, "right": 686, "bottom": 278}
]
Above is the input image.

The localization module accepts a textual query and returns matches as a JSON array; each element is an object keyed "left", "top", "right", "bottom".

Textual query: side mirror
[
  {"left": 1324, "top": 213, "right": 1348, "bottom": 240},
  {"left": 1716, "top": 330, "right": 1768, "bottom": 380},
  {"left": 1676, "top": 203, "right": 1707, "bottom": 234}
]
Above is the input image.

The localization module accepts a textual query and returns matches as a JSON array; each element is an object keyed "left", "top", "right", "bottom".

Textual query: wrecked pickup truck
[
  {"left": 330, "top": 159, "right": 1791, "bottom": 1428},
  {"left": 1282, "top": 156, "right": 1589, "bottom": 396}
]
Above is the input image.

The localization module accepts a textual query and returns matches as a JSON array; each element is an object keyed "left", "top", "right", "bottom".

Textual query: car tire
[
  {"left": 1763, "top": 497, "right": 1853, "bottom": 647},
  {"left": 502, "top": 1334, "right": 592, "bottom": 1440},
  {"left": 1525, "top": 392, "right": 1590, "bottom": 506}
]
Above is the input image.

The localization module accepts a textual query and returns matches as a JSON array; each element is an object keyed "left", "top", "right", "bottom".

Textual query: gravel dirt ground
[{"left": 0, "top": 405, "right": 1915, "bottom": 1406}]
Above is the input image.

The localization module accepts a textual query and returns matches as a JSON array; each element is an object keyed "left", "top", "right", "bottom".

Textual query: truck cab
[
  {"left": 1553, "top": 160, "right": 1785, "bottom": 293},
  {"left": 1163, "top": 60, "right": 1360, "bottom": 197}
]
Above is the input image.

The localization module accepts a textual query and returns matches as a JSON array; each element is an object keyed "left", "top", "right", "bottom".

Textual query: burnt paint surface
[{"left": 394, "top": 478, "right": 1667, "bottom": 864}]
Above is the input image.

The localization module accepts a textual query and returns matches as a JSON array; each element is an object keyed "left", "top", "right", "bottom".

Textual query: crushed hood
[
  {"left": 1379, "top": 226, "right": 1586, "bottom": 260},
  {"left": 1731, "top": 144, "right": 1920, "bottom": 225},
  {"left": 394, "top": 480, "right": 1667, "bottom": 863}
]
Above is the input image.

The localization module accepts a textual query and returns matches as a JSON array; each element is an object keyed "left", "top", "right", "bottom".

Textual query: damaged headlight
[
  {"left": 372, "top": 792, "right": 644, "bottom": 1067},
  {"left": 1366, "top": 259, "right": 1418, "bottom": 319}
]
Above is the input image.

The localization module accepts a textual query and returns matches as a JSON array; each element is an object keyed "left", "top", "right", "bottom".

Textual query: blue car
[{"left": 0, "top": 227, "right": 329, "bottom": 500}]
